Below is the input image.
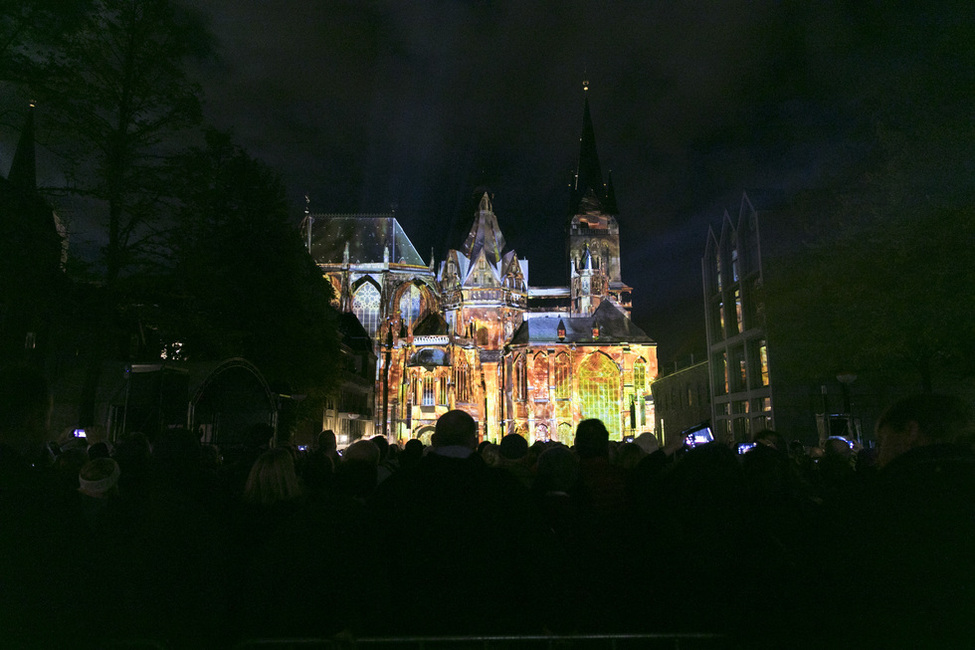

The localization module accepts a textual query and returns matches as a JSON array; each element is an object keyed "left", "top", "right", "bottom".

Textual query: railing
[{"left": 235, "top": 633, "right": 727, "bottom": 649}]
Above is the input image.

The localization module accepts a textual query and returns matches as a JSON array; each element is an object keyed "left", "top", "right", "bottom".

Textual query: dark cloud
[{"left": 6, "top": 0, "right": 961, "bottom": 360}]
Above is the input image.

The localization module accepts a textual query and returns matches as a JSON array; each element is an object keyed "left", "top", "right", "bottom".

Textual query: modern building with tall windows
[{"left": 703, "top": 192, "right": 773, "bottom": 445}]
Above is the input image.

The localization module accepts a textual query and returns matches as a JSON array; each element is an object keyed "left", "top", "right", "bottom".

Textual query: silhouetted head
[
  {"left": 317, "top": 429, "right": 337, "bottom": 453},
  {"left": 876, "top": 393, "right": 975, "bottom": 467},
  {"left": 535, "top": 444, "right": 580, "bottom": 493},
  {"left": 499, "top": 433, "right": 528, "bottom": 460},
  {"left": 78, "top": 457, "right": 121, "bottom": 498},
  {"left": 574, "top": 419, "right": 610, "bottom": 459},
  {"left": 344, "top": 439, "right": 380, "bottom": 466},
  {"left": 432, "top": 410, "right": 478, "bottom": 449},
  {"left": 752, "top": 428, "right": 788, "bottom": 453},
  {"left": 243, "top": 447, "right": 302, "bottom": 505},
  {"left": 370, "top": 435, "right": 390, "bottom": 460}
]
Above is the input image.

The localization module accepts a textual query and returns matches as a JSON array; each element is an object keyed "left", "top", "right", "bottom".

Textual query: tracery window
[
  {"left": 399, "top": 284, "right": 422, "bottom": 328},
  {"left": 554, "top": 353, "right": 570, "bottom": 399},
  {"left": 578, "top": 352, "right": 621, "bottom": 439},
  {"left": 633, "top": 359, "right": 647, "bottom": 394},
  {"left": 531, "top": 352, "right": 548, "bottom": 399},
  {"left": 352, "top": 282, "right": 381, "bottom": 338},
  {"left": 422, "top": 376, "right": 434, "bottom": 406},
  {"left": 514, "top": 354, "right": 528, "bottom": 402},
  {"left": 454, "top": 358, "right": 470, "bottom": 403}
]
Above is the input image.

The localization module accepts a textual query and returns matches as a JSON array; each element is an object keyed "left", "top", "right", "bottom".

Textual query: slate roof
[
  {"left": 413, "top": 311, "right": 449, "bottom": 336},
  {"left": 307, "top": 215, "right": 427, "bottom": 267},
  {"left": 407, "top": 347, "right": 451, "bottom": 368},
  {"left": 510, "top": 300, "right": 654, "bottom": 345},
  {"left": 462, "top": 193, "right": 506, "bottom": 265}
]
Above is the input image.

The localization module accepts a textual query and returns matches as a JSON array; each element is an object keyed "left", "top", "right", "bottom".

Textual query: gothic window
[
  {"left": 422, "top": 376, "right": 434, "bottom": 406},
  {"left": 438, "top": 376, "right": 448, "bottom": 405},
  {"left": 633, "top": 359, "right": 647, "bottom": 394},
  {"left": 352, "top": 282, "right": 381, "bottom": 338},
  {"left": 455, "top": 358, "right": 470, "bottom": 403},
  {"left": 514, "top": 354, "right": 528, "bottom": 401},
  {"left": 399, "top": 284, "right": 422, "bottom": 328},
  {"left": 578, "top": 352, "right": 622, "bottom": 439},
  {"left": 531, "top": 352, "right": 548, "bottom": 398},
  {"left": 554, "top": 353, "right": 570, "bottom": 399},
  {"left": 556, "top": 422, "right": 572, "bottom": 443}
]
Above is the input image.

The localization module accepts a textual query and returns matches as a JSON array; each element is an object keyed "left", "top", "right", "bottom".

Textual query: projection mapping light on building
[{"left": 303, "top": 85, "right": 658, "bottom": 444}]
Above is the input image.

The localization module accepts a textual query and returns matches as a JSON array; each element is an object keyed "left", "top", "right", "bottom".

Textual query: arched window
[
  {"left": 514, "top": 354, "right": 527, "bottom": 402},
  {"left": 531, "top": 352, "right": 548, "bottom": 398},
  {"left": 454, "top": 357, "right": 470, "bottom": 403},
  {"left": 422, "top": 376, "right": 434, "bottom": 406},
  {"left": 399, "top": 284, "right": 423, "bottom": 328},
  {"left": 633, "top": 358, "right": 647, "bottom": 394},
  {"left": 556, "top": 422, "right": 572, "bottom": 443},
  {"left": 554, "top": 353, "right": 570, "bottom": 399},
  {"left": 352, "top": 282, "right": 381, "bottom": 338},
  {"left": 578, "top": 352, "right": 622, "bottom": 439}
]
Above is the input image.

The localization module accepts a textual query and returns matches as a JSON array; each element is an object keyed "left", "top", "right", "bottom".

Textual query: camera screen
[
  {"left": 738, "top": 442, "right": 757, "bottom": 454},
  {"left": 684, "top": 426, "right": 714, "bottom": 448}
]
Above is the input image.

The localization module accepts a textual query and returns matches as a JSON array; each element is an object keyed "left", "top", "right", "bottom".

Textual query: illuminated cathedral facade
[{"left": 304, "top": 90, "right": 657, "bottom": 445}]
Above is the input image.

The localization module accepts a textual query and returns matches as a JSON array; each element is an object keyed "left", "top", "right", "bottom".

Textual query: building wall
[
  {"left": 703, "top": 194, "right": 774, "bottom": 445},
  {"left": 651, "top": 360, "right": 711, "bottom": 446}
]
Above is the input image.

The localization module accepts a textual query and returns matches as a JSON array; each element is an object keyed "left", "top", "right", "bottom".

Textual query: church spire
[
  {"left": 8, "top": 103, "right": 36, "bottom": 191},
  {"left": 570, "top": 80, "right": 606, "bottom": 216},
  {"left": 462, "top": 191, "right": 507, "bottom": 265}
]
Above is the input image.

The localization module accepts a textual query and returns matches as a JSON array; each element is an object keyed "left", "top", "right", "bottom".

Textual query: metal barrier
[{"left": 235, "top": 633, "right": 728, "bottom": 650}]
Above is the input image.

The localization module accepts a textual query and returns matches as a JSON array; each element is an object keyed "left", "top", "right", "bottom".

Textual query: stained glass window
[
  {"left": 399, "top": 284, "right": 422, "bottom": 328},
  {"left": 455, "top": 358, "right": 470, "bottom": 403},
  {"left": 514, "top": 354, "right": 527, "bottom": 401},
  {"left": 578, "top": 352, "right": 621, "bottom": 439},
  {"left": 554, "top": 353, "right": 570, "bottom": 399},
  {"left": 633, "top": 359, "right": 646, "bottom": 393},
  {"left": 532, "top": 352, "right": 548, "bottom": 398},
  {"left": 352, "top": 282, "right": 381, "bottom": 338}
]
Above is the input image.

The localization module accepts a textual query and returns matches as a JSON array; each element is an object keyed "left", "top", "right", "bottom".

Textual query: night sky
[{"left": 6, "top": 1, "right": 970, "bottom": 362}]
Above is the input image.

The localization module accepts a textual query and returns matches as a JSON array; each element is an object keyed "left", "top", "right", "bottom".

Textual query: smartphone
[
  {"left": 684, "top": 425, "right": 714, "bottom": 449},
  {"left": 737, "top": 442, "right": 757, "bottom": 454},
  {"left": 72, "top": 428, "right": 86, "bottom": 437}
]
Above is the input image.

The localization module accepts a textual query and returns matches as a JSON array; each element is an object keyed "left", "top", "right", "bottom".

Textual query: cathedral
[{"left": 304, "top": 88, "right": 657, "bottom": 445}]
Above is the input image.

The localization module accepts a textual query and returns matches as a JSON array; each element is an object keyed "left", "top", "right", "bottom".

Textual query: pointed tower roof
[
  {"left": 8, "top": 104, "right": 36, "bottom": 190},
  {"left": 570, "top": 81, "right": 608, "bottom": 216},
  {"left": 462, "top": 192, "right": 507, "bottom": 265}
]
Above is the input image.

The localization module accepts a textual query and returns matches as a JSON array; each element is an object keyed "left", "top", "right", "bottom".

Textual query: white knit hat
[{"left": 78, "top": 458, "right": 121, "bottom": 497}]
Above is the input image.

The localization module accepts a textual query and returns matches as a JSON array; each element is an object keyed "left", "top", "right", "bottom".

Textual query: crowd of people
[{"left": 1, "top": 364, "right": 974, "bottom": 648}]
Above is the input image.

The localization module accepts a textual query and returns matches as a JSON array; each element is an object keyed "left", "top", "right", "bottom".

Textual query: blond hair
[{"left": 243, "top": 448, "right": 302, "bottom": 505}]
